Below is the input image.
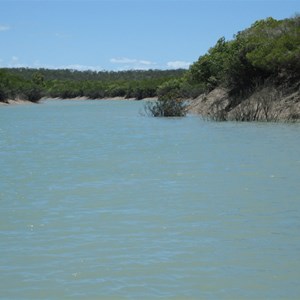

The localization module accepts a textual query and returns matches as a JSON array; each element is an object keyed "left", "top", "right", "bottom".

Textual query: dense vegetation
[
  {"left": 167, "top": 15, "right": 299, "bottom": 97},
  {"left": 0, "top": 69, "right": 43, "bottom": 102},
  {"left": 153, "top": 15, "right": 300, "bottom": 118},
  {"left": 0, "top": 68, "right": 185, "bottom": 103}
]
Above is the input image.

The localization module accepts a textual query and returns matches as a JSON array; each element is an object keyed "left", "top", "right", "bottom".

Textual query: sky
[{"left": 0, "top": 0, "right": 299, "bottom": 71}]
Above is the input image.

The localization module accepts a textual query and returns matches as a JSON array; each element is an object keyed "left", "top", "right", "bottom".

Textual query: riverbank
[
  {"left": 2, "top": 92, "right": 299, "bottom": 122},
  {"left": 0, "top": 96, "right": 159, "bottom": 106},
  {"left": 42, "top": 96, "right": 158, "bottom": 102},
  {"left": 188, "top": 85, "right": 300, "bottom": 122},
  {"left": 0, "top": 99, "right": 36, "bottom": 106},
  {"left": 44, "top": 96, "right": 132, "bottom": 101}
]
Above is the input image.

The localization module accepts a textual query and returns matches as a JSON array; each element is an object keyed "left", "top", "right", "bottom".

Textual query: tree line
[{"left": 0, "top": 68, "right": 186, "bottom": 103}]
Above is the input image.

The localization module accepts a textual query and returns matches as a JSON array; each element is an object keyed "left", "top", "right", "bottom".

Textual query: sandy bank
[
  {"left": 43, "top": 96, "right": 158, "bottom": 101},
  {"left": 0, "top": 99, "right": 35, "bottom": 106},
  {"left": 1, "top": 96, "right": 158, "bottom": 106}
]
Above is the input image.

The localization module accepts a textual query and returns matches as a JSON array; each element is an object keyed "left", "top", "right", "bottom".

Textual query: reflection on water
[{"left": 0, "top": 100, "right": 300, "bottom": 299}]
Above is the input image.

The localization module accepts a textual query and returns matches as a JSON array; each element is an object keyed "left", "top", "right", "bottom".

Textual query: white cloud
[
  {"left": 0, "top": 25, "right": 10, "bottom": 32},
  {"left": 0, "top": 57, "right": 103, "bottom": 71},
  {"left": 167, "top": 60, "right": 191, "bottom": 69},
  {"left": 59, "top": 64, "right": 103, "bottom": 71},
  {"left": 139, "top": 60, "right": 153, "bottom": 65},
  {"left": 6, "top": 56, "right": 27, "bottom": 68},
  {"left": 110, "top": 57, "right": 157, "bottom": 70},
  {"left": 32, "top": 63, "right": 103, "bottom": 71},
  {"left": 110, "top": 57, "right": 137, "bottom": 64}
]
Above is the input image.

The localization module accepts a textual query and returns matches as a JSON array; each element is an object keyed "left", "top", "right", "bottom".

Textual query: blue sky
[{"left": 0, "top": 0, "right": 299, "bottom": 71}]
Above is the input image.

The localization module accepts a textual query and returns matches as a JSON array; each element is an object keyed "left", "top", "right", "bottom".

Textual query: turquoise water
[{"left": 1, "top": 99, "right": 300, "bottom": 299}]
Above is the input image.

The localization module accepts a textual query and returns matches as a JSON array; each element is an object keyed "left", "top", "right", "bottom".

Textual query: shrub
[
  {"left": 22, "top": 86, "right": 43, "bottom": 102},
  {"left": 144, "top": 98, "right": 187, "bottom": 117},
  {"left": 0, "top": 86, "right": 8, "bottom": 102}
]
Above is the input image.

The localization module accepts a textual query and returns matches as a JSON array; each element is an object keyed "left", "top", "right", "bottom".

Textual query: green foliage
[
  {"left": 32, "top": 72, "right": 45, "bottom": 86},
  {"left": 186, "top": 34, "right": 263, "bottom": 93},
  {"left": 158, "top": 14, "right": 300, "bottom": 103},
  {"left": 156, "top": 78, "right": 205, "bottom": 100},
  {"left": 0, "top": 72, "right": 9, "bottom": 102},
  {"left": 0, "top": 86, "right": 8, "bottom": 102},
  {"left": 0, "top": 69, "right": 31, "bottom": 101},
  {"left": 157, "top": 79, "right": 183, "bottom": 100},
  {"left": 144, "top": 79, "right": 188, "bottom": 117},
  {"left": 0, "top": 68, "right": 185, "bottom": 102},
  {"left": 5, "top": 68, "right": 186, "bottom": 82},
  {"left": 21, "top": 86, "right": 43, "bottom": 102},
  {"left": 144, "top": 98, "right": 187, "bottom": 117},
  {"left": 243, "top": 16, "right": 300, "bottom": 73},
  {"left": 187, "top": 37, "right": 231, "bottom": 90}
]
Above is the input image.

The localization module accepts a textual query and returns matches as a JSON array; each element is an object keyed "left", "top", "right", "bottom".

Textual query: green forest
[
  {"left": 1, "top": 14, "right": 299, "bottom": 120},
  {"left": 0, "top": 68, "right": 185, "bottom": 103}
]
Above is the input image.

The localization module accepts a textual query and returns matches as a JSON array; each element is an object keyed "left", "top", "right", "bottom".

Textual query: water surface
[{"left": 1, "top": 99, "right": 300, "bottom": 299}]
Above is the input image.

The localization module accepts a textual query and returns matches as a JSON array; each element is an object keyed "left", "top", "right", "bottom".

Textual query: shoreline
[
  {"left": 0, "top": 99, "right": 36, "bottom": 106},
  {"left": 0, "top": 96, "right": 159, "bottom": 106},
  {"left": 2, "top": 95, "right": 299, "bottom": 122},
  {"left": 46, "top": 96, "right": 158, "bottom": 101}
]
